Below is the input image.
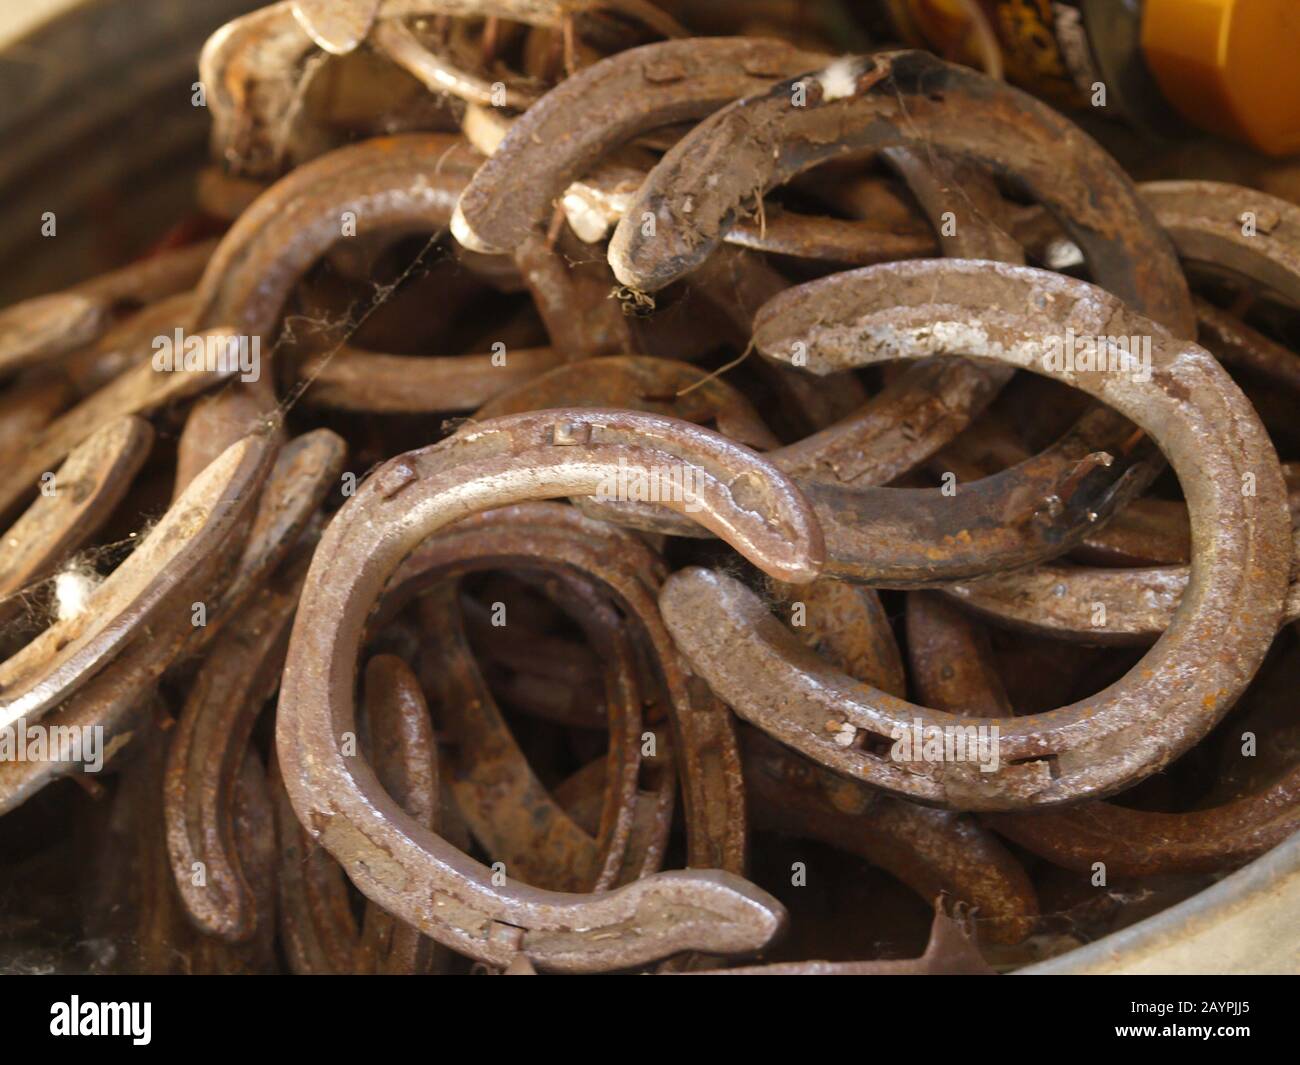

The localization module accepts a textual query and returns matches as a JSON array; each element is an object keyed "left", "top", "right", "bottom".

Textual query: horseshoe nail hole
[
  {"left": 551, "top": 421, "right": 591, "bottom": 446},
  {"left": 377, "top": 462, "right": 417, "bottom": 499},
  {"left": 859, "top": 731, "right": 896, "bottom": 760},
  {"left": 487, "top": 920, "right": 526, "bottom": 950},
  {"left": 1007, "top": 753, "right": 1060, "bottom": 779},
  {"left": 642, "top": 58, "right": 686, "bottom": 84}
]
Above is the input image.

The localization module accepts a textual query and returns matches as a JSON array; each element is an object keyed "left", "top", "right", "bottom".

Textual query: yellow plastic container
[{"left": 1142, "top": 0, "right": 1300, "bottom": 156}]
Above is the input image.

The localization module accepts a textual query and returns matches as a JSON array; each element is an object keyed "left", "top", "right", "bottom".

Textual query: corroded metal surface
[
  {"left": 4, "top": 0, "right": 1300, "bottom": 979},
  {"left": 275, "top": 410, "right": 821, "bottom": 969},
  {"left": 662, "top": 261, "right": 1289, "bottom": 809}
]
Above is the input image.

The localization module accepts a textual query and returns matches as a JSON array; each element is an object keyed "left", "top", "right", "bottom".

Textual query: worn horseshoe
[
  {"left": 662, "top": 259, "right": 1290, "bottom": 809},
  {"left": 160, "top": 427, "right": 345, "bottom": 937},
  {"left": 0, "top": 433, "right": 274, "bottom": 734},
  {"left": 277, "top": 409, "right": 825, "bottom": 970},
  {"left": 191, "top": 132, "right": 599, "bottom": 397},
  {"left": 0, "top": 416, "right": 153, "bottom": 630},
  {"left": 193, "top": 133, "right": 479, "bottom": 341},
  {"left": 609, "top": 50, "right": 1193, "bottom": 339}
]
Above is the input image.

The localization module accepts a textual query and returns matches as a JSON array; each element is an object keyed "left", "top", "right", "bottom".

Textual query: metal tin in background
[
  {"left": 0, "top": 0, "right": 259, "bottom": 303},
  {"left": 0, "top": 0, "right": 1295, "bottom": 976}
]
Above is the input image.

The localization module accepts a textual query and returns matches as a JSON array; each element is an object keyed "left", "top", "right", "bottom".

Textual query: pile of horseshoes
[{"left": 2, "top": 0, "right": 1298, "bottom": 974}]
